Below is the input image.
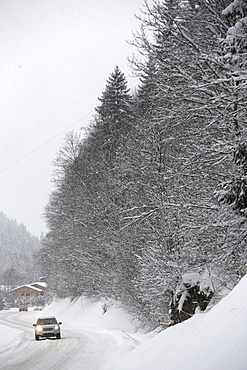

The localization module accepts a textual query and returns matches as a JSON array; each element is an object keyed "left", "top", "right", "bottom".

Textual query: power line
[
  {"left": 0, "top": 111, "right": 93, "bottom": 175},
  {"left": 0, "top": 84, "right": 101, "bottom": 157},
  {"left": 0, "top": 76, "right": 140, "bottom": 175}
]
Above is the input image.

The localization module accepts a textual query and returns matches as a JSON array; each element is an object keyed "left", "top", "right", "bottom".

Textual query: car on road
[
  {"left": 19, "top": 306, "right": 28, "bottom": 312},
  {"left": 33, "top": 316, "right": 62, "bottom": 340}
]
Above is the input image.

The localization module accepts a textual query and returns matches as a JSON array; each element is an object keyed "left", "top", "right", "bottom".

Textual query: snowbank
[
  {"left": 41, "top": 297, "right": 142, "bottom": 334},
  {"left": 115, "top": 274, "right": 247, "bottom": 370}
]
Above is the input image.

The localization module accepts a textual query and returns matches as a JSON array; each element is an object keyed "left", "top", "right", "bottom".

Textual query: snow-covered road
[
  {"left": 0, "top": 309, "right": 129, "bottom": 370},
  {"left": 1, "top": 277, "right": 247, "bottom": 370}
]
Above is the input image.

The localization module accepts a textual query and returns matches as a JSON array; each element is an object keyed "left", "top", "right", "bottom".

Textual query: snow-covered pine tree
[
  {"left": 95, "top": 65, "right": 134, "bottom": 164},
  {"left": 0, "top": 211, "right": 40, "bottom": 284}
]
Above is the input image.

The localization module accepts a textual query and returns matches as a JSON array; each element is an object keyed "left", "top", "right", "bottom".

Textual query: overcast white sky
[{"left": 0, "top": 0, "right": 144, "bottom": 237}]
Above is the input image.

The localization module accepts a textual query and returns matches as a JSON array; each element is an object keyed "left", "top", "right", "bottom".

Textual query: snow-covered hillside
[
  {"left": 116, "top": 274, "right": 247, "bottom": 370},
  {"left": 0, "top": 211, "right": 40, "bottom": 278},
  {"left": 1, "top": 275, "right": 247, "bottom": 369}
]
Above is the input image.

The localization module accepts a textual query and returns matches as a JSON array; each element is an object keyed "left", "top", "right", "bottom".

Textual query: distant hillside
[{"left": 0, "top": 211, "right": 41, "bottom": 281}]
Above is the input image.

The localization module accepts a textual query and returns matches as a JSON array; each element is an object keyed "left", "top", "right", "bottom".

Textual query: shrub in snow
[{"left": 168, "top": 270, "right": 214, "bottom": 326}]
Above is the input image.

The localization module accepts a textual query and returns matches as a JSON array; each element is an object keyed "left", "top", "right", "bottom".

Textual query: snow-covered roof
[
  {"left": 11, "top": 281, "right": 47, "bottom": 292},
  {"left": 31, "top": 282, "right": 47, "bottom": 288},
  {"left": 11, "top": 284, "right": 43, "bottom": 292}
]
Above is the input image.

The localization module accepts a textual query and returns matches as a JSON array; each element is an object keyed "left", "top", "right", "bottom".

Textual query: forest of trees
[
  {"left": 39, "top": 0, "right": 247, "bottom": 328},
  {"left": 0, "top": 211, "right": 41, "bottom": 308}
]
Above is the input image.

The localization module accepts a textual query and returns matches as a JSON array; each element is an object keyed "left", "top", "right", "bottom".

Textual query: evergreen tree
[
  {"left": 94, "top": 65, "right": 134, "bottom": 163},
  {"left": 0, "top": 211, "right": 40, "bottom": 282}
]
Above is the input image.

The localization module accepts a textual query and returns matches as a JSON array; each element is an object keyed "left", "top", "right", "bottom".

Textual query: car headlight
[
  {"left": 36, "top": 325, "right": 43, "bottom": 332},
  {"left": 54, "top": 325, "right": 59, "bottom": 330}
]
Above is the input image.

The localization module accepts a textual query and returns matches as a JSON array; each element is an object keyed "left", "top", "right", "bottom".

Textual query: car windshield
[{"left": 37, "top": 318, "right": 57, "bottom": 325}]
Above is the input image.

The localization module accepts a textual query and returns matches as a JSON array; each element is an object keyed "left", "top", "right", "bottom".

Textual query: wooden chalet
[{"left": 11, "top": 282, "right": 46, "bottom": 301}]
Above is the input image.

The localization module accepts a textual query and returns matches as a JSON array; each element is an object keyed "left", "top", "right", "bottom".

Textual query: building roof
[
  {"left": 32, "top": 282, "right": 47, "bottom": 289},
  {"left": 11, "top": 284, "right": 43, "bottom": 292}
]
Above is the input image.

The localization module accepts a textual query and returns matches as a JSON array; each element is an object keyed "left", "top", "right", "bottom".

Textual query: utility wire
[
  {"left": 0, "top": 111, "right": 93, "bottom": 175},
  {"left": 0, "top": 84, "right": 102, "bottom": 157},
  {"left": 0, "top": 76, "right": 139, "bottom": 174}
]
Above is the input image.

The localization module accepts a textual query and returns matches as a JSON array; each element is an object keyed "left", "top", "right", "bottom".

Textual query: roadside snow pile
[
  {"left": 115, "top": 274, "right": 247, "bottom": 370},
  {"left": 41, "top": 297, "right": 142, "bottom": 334},
  {"left": 0, "top": 319, "right": 23, "bottom": 357}
]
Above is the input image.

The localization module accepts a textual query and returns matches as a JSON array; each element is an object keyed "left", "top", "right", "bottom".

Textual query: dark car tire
[
  {"left": 56, "top": 333, "right": 61, "bottom": 339},
  {"left": 35, "top": 335, "right": 40, "bottom": 341}
]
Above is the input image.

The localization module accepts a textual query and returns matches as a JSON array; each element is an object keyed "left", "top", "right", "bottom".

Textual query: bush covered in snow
[{"left": 169, "top": 270, "right": 214, "bottom": 325}]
